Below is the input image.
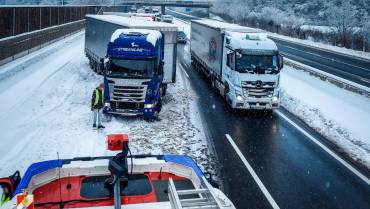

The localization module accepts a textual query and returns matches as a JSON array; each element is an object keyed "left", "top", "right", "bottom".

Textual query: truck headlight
[
  {"left": 236, "top": 94, "right": 244, "bottom": 102},
  {"left": 272, "top": 96, "right": 279, "bottom": 103},
  {"left": 144, "top": 103, "right": 154, "bottom": 109}
]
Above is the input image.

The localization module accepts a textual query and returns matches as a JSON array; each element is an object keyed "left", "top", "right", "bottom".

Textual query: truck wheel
[
  {"left": 211, "top": 77, "right": 217, "bottom": 92},
  {"left": 157, "top": 97, "right": 163, "bottom": 113},
  {"left": 161, "top": 84, "right": 167, "bottom": 97},
  {"left": 223, "top": 86, "right": 233, "bottom": 112}
]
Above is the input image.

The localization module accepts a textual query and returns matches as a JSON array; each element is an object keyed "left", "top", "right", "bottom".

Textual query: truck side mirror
[
  {"left": 226, "top": 37, "right": 231, "bottom": 45},
  {"left": 104, "top": 58, "right": 110, "bottom": 70},
  {"left": 278, "top": 54, "right": 284, "bottom": 69},
  {"left": 226, "top": 53, "right": 231, "bottom": 67}
]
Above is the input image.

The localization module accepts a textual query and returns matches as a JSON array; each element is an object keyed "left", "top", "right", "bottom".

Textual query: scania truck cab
[
  {"left": 104, "top": 29, "right": 165, "bottom": 118},
  {"left": 85, "top": 15, "right": 178, "bottom": 119}
]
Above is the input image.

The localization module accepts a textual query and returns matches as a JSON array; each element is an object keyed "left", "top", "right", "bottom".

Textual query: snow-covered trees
[
  {"left": 364, "top": 22, "right": 370, "bottom": 50},
  {"left": 326, "top": 0, "right": 358, "bottom": 47},
  {"left": 212, "top": 0, "right": 370, "bottom": 51}
]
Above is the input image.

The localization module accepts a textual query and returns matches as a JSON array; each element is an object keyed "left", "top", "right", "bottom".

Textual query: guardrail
[
  {"left": 284, "top": 58, "right": 370, "bottom": 97},
  {"left": 0, "top": 20, "right": 85, "bottom": 66}
]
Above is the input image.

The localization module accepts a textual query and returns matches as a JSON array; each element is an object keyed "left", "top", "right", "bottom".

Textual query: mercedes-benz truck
[
  {"left": 85, "top": 15, "right": 178, "bottom": 119},
  {"left": 191, "top": 19, "right": 283, "bottom": 110}
]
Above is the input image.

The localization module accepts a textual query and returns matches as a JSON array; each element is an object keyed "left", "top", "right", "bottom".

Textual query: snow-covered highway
[
  {"left": 0, "top": 31, "right": 216, "bottom": 179},
  {"left": 172, "top": 14, "right": 370, "bottom": 209},
  {"left": 0, "top": 12, "right": 369, "bottom": 209}
]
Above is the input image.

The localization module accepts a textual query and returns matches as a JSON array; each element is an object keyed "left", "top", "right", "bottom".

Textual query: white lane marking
[
  {"left": 225, "top": 134, "right": 281, "bottom": 209},
  {"left": 180, "top": 64, "right": 190, "bottom": 78},
  {"left": 275, "top": 110, "right": 370, "bottom": 185}
]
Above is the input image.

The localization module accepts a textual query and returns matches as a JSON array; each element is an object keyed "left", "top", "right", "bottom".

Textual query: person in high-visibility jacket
[
  {"left": 91, "top": 83, "right": 105, "bottom": 129},
  {"left": 0, "top": 185, "right": 11, "bottom": 207}
]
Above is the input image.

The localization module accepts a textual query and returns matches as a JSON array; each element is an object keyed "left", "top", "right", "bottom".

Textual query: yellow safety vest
[
  {"left": 94, "top": 89, "right": 105, "bottom": 107},
  {"left": 1, "top": 194, "right": 10, "bottom": 206}
]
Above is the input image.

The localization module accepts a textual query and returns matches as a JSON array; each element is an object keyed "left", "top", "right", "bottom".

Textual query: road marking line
[
  {"left": 180, "top": 64, "right": 190, "bottom": 78},
  {"left": 225, "top": 134, "right": 281, "bottom": 209},
  {"left": 275, "top": 110, "right": 370, "bottom": 185}
]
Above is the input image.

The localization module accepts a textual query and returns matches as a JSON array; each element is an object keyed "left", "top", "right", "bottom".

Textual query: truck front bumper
[
  {"left": 104, "top": 108, "right": 143, "bottom": 116},
  {"left": 232, "top": 97, "right": 280, "bottom": 110},
  {"left": 103, "top": 106, "right": 157, "bottom": 117}
]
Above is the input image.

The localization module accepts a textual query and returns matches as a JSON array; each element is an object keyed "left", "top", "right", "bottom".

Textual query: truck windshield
[
  {"left": 109, "top": 59, "right": 155, "bottom": 79},
  {"left": 236, "top": 55, "right": 278, "bottom": 73}
]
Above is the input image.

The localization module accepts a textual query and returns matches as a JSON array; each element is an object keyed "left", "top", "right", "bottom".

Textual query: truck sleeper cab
[{"left": 104, "top": 29, "right": 165, "bottom": 119}]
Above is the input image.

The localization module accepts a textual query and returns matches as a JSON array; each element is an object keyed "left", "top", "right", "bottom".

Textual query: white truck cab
[
  {"left": 223, "top": 31, "right": 282, "bottom": 109},
  {"left": 191, "top": 19, "right": 283, "bottom": 110}
]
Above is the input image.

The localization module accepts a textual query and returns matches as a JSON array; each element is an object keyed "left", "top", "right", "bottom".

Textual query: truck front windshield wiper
[{"left": 237, "top": 67, "right": 255, "bottom": 73}]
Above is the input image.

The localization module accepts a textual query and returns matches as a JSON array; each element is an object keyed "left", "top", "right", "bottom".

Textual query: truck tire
[
  {"left": 161, "top": 84, "right": 167, "bottom": 97},
  {"left": 211, "top": 76, "right": 217, "bottom": 92},
  {"left": 223, "top": 85, "right": 233, "bottom": 112}
]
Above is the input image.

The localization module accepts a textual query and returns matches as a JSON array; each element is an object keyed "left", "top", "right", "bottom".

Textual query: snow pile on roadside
[
  {"left": 281, "top": 66, "right": 370, "bottom": 168},
  {"left": 0, "top": 32, "right": 217, "bottom": 177}
]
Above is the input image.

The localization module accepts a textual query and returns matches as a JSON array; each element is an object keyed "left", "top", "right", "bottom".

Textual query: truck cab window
[
  {"left": 236, "top": 54, "right": 278, "bottom": 73},
  {"left": 226, "top": 53, "right": 235, "bottom": 70},
  {"left": 109, "top": 59, "right": 155, "bottom": 79}
]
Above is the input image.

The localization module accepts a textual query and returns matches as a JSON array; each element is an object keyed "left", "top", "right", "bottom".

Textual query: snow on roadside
[
  {"left": 281, "top": 66, "right": 370, "bottom": 168},
  {"left": 0, "top": 31, "right": 217, "bottom": 177}
]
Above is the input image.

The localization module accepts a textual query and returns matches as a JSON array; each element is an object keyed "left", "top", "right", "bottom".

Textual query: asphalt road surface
[
  {"left": 167, "top": 9, "right": 370, "bottom": 88},
  {"left": 176, "top": 43, "right": 370, "bottom": 209},
  {"left": 271, "top": 38, "right": 370, "bottom": 87}
]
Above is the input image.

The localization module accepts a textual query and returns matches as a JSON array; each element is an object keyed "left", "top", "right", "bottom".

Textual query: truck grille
[
  {"left": 112, "top": 85, "right": 146, "bottom": 102},
  {"left": 107, "top": 78, "right": 149, "bottom": 105},
  {"left": 242, "top": 81, "right": 275, "bottom": 98}
]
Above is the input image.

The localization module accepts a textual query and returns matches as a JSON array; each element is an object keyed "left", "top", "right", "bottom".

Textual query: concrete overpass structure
[{"left": 114, "top": 0, "right": 213, "bottom": 14}]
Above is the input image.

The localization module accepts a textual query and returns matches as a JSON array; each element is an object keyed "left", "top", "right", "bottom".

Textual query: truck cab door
[{"left": 224, "top": 51, "right": 234, "bottom": 81}]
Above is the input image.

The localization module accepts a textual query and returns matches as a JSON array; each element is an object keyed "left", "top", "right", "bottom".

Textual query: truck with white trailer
[
  {"left": 85, "top": 15, "right": 178, "bottom": 119},
  {"left": 191, "top": 19, "right": 283, "bottom": 110}
]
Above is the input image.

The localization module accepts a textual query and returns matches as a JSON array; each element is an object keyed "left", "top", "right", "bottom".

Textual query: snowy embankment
[
  {"left": 281, "top": 67, "right": 370, "bottom": 168},
  {"left": 177, "top": 17, "right": 370, "bottom": 168},
  {"left": 0, "top": 31, "right": 217, "bottom": 177}
]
